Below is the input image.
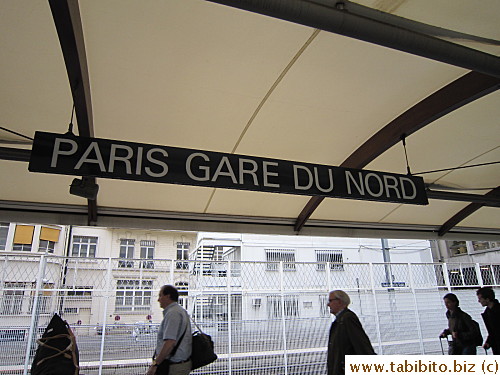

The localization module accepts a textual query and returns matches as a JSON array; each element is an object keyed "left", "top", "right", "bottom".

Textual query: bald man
[{"left": 327, "top": 290, "right": 375, "bottom": 375}]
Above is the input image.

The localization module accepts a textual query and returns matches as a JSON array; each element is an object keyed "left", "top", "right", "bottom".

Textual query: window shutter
[
  {"left": 40, "top": 227, "right": 61, "bottom": 242},
  {"left": 13, "top": 225, "right": 34, "bottom": 244}
]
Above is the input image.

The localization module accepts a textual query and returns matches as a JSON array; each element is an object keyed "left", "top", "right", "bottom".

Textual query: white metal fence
[{"left": 0, "top": 255, "right": 498, "bottom": 374}]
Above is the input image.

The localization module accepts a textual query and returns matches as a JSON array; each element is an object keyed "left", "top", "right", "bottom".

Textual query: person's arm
[
  {"left": 147, "top": 339, "right": 176, "bottom": 375},
  {"left": 440, "top": 329, "right": 450, "bottom": 338}
]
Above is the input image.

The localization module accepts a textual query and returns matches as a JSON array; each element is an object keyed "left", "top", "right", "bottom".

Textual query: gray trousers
[{"left": 169, "top": 359, "right": 192, "bottom": 375}]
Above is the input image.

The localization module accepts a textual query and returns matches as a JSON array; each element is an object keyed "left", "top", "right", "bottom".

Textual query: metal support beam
[
  {"left": 438, "top": 187, "right": 500, "bottom": 236},
  {"left": 294, "top": 71, "right": 500, "bottom": 231},
  {"left": 0, "top": 147, "right": 31, "bottom": 162},
  {"left": 1, "top": 200, "right": 499, "bottom": 239},
  {"left": 207, "top": 0, "right": 500, "bottom": 77},
  {"left": 49, "top": 0, "right": 97, "bottom": 218},
  {"left": 49, "top": 0, "right": 94, "bottom": 137},
  {"left": 428, "top": 189, "right": 500, "bottom": 207}
]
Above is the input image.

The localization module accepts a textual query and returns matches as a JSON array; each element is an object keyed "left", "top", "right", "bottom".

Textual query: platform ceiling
[{"left": 1, "top": 0, "right": 499, "bottom": 239}]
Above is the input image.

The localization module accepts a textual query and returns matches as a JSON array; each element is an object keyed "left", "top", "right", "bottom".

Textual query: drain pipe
[{"left": 206, "top": 0, "right": 500, "bottom": 77}]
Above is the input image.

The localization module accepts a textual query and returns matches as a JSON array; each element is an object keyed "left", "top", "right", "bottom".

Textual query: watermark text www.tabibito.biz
[{"left": 346, "top": 355, "right": 498, "bottom": 375}]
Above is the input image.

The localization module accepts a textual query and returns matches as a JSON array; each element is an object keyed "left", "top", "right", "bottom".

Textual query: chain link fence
[{"left": 0, "top": 255, "right": 498, "bottom": 374}]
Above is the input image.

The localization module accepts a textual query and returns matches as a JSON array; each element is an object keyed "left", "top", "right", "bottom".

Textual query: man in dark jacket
[
  {"left": 327, "top": 290, "right": 375, "bottom": 375},
  {"left": 476, "top": 287, "right": 500, "bottom": 355}
]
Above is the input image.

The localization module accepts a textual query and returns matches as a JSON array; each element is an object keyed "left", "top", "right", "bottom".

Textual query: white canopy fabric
[{"left": 1, "top": 0, "right": 499, "bottom": 239}]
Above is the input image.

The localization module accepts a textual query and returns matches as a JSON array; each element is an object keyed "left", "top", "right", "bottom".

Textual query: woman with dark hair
[{"left": 439, "top": 293, "right": 477, "bottom": 355}]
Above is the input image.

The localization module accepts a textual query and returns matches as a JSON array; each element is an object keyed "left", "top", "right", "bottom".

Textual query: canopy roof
[{"left": 1, "top": 0, "right": 499, "bottom": 240}]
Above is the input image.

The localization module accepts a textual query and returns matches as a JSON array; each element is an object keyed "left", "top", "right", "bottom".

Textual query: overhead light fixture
[{"left": 70, "top": 177, "right": 99, "bottom": 200}]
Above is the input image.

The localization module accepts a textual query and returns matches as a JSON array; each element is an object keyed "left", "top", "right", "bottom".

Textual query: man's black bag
[
  {"left": 189, "top": 316, "right": 217, "bottom": 370},
  {"left": 31, "top": 313, "right": 79, "bottom": 375},
  {"left": 191, "top": 330, "right": 217, "bottom": 370},
  {"left": 470, "top": 319, "right": 483, "bottom": 347}
]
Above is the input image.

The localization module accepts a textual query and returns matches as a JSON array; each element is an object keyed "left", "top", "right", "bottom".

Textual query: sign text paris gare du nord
[{"left": 29, "top": 132, "right": 428, "bottom": 205}]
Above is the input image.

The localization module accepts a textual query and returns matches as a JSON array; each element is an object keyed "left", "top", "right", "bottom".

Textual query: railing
[{"left": 0, "top": 255, "right": 498, "bottom": 375}]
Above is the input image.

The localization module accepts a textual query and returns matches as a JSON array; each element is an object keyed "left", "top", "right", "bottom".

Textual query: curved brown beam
[
  {"left": 207, "top": 0, "right": 500, "bottom": 78},
  {"left": 295, "top": 71, "right": 500, "bottom": 231},
  {"left": 49, "top": 0, "right": 97, "bottom": 224},
  {"left": 49, "top": 0, "right": 93, "bottom": 137},
  {"left": 438, "top": 187, "right": 500, "bottom": 236}
]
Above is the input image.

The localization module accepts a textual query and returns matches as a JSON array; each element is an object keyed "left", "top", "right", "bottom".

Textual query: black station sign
[{"left": 29, "top": 132, "right": 428, "bottom": 205}]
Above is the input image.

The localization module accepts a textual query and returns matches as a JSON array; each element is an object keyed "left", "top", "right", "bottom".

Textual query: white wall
[
  {"left": 196, "top": 233, "right": 433, "bottom": 321},
  {"left": 197, "top": 232, "right": 432, "bottom": 264}
]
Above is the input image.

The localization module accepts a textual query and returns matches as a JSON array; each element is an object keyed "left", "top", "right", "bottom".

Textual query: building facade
[
  {"left": 190, "top": 233, "right": 433, "bottom": 322},
  {"left": 0, "top": 222, "right": 196, "bottom": 328}
]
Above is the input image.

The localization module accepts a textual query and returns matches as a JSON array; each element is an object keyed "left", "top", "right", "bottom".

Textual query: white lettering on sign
[
  {"left": 109, "top": 144, "right": 133, "bottom": 174},
  {"left": 293, "top": 165, "right": 334, "bottom": 192},
  {"left": 383, "top": 175, "right": 401, "bottom": 199},
  {"left": 365, "top": 173, "right": 383, "bottom": 197},
  {"left": 51, "top": 138, "right": 78, "bottom": 167},
  {"left": 346, "top": 171, "right": 364, "bottom": 195},
  {"left": 186, "top": 153, "right": 279, "bottom": 187},
  {"left": 186, "top": 152, "right": 210, "bottom": 181},
  {"left": 75, "top": 142, "right": 106, "bottom": 172},
  {"left": 212, "top": 156, "right": 238, "bottom": 184},
  {"left": 263, "top": 161, "right": 279, "bottom": 188},
  {"left": 400, "top": 176, "right": 417, "bottom": 199},
  {"left": 315, "top": 167, "right": 334, "bottom": 193},
  {"left": 35, "top": 133, "right": 426, "bottom": 205},
  {"left": 239, "top": 158, "right": 259, "bottom": 186},
  {"left": 145, "top": 148, "right": 168, "bottom": 178},
  {"left": 135, "top": 147, "right": 143, "bottom": 175},
  {"left": 294, "top": 165, "right": 313, "bottom": 190},
  {"left": 345, "top": 171, "right": 417, "bottom": 200}
]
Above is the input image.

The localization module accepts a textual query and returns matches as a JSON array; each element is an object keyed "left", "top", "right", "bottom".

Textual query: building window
[
  {"left": 319, "top": 295, "right": 329, "bottom": 317},
  {"left": 0, "top": 223, "right": 8, "bottom": 250},
  {"left": 140, "top": 240, "right": 155, "bottom": 269},
  {"left": 472, "top": 241, "right": 500, "bottom": 252},
  {"left": 115, "top": 279, "right": 152, "bottom": 312},
  {"left": 38, "top": 227, "right": 60, "bottom": 253},
  {"left": 119, "top": 239, "right": 135, "bottom": 268},
  {"left": 72, "top": 236, "right": 97, "bottom": 257},
  {"left": 265, "top": 249, "right": 296, "bottom": 271},
  {"left": 447, "top": 240, "right": 468, "bottom": 256},
  {"left": 1, "top": 282, "right": 25, "bottom": 315},
  {"left": 316, "top": 250, "right": 344, "bottom": 271},
  {"left": 176, "top": 242, "right": 190, "bottom": 270},
  {"left": 12, "top": 225, "right": 34, "bottom": 251},
  {"left": 447, "top": 240, "right": 500, "bottom": 257},
  {"left": 66, "top": 287, "right": 93, "bottom": 298},
  {"left": 29, "top": 283, "right": 53, "bottom": 314},
  {"left": 175, "top": 282, "right": 189, "bottom": 310},
  {"left": 267, "top": 295, "right": 299, "bottom": 318},
  {"left": 38, "top": 240, "right": 56, "bottom": 253},
  {"left": 12, "top": 243, "right": 31, "bottom": 251}
]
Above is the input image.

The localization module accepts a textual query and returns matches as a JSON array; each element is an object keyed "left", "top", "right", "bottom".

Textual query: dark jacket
[
  {"left": 443, "top": 307, "right": 476, "bottom": 354},
  {"left": 327, "top": 309, "right": 375, "bottom": 375},
  {"left": 481, "top": 299, "right": 500, "bottom": 355}
]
